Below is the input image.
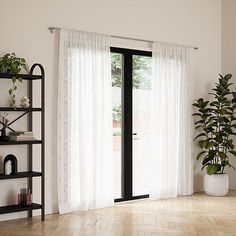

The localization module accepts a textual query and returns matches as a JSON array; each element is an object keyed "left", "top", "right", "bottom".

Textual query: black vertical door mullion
[{"left": 122, "top": 51, "right": 133, "bottom": 199}]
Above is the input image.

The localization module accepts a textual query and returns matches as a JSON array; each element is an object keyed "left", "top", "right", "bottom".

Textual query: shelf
[
  {"left": 0, "top": 73, "right": 42, "bottom": 80},
  {"left": 0, "top": 107, "right": 42, "bottom": 112},
  {"left": 0, "top": 171, "right": 42, "bottom": 180},
  {"left": 0, "top": 140, "right": 42, "bottom": 145},
  {"left": 0, "top": 63, "right": 45, "bottom": 220},
  {"left": 0, "top": 203, "right": 42, "bottom": 214}
]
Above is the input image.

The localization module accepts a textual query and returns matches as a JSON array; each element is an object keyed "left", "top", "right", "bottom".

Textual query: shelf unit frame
[{"left": 0, "top": 64, "right": 45, "bottom": 221}]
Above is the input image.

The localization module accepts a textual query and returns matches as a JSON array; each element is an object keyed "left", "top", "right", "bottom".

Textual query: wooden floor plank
[{"left": 0, "top": 191, "right": 236, "bottom": 235}]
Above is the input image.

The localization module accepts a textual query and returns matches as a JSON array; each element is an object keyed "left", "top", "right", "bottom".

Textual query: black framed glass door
[{"left": 111, "top": 47, "right": 152, "bottom": 202}]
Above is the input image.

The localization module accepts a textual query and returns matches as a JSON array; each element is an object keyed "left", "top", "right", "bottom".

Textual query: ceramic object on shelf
[
  {"left": 0, "top": 128, "right": 9, "bottom": 141},
  {"left": 4, "top": 161, "right": 11, "bottom": 175},
  {"left": 20, "top": 96, "right": 30, "bottom": 108},
  {"left": 4, "top": 154, "right": 18, "bottom": 175}
]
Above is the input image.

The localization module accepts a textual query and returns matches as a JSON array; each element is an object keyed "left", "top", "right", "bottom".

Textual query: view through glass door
[
  {"left": 111, "top": 47, "right": 152, "bottom": 201},
  {"left": 111, "top": 51, "right": 123, "bottom": 199}
]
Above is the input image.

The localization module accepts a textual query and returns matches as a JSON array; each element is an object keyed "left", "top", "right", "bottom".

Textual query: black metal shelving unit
[{"left": 0, "top": 64, "right": 45, "bottom": 221}]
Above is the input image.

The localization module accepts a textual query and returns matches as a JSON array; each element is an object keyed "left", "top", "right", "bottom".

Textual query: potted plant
[
  {"left": 0, "top": 53, "right": 27, "bottom": 109},
  {"left": 193, "top": 74, "right": 236, "bottom": 196}
]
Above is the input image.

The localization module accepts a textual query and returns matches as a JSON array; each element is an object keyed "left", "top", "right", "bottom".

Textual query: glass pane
[
  {"left": 132, "top": 55, "right": 152, "bottom": 196},
  {"left": 111, "top": 53, "right": 123, "bottom": 199}
]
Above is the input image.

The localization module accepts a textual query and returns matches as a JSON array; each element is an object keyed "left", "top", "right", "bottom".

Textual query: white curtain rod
[{"left": 48, "top": 27, "right": 199, "bottom": 50}]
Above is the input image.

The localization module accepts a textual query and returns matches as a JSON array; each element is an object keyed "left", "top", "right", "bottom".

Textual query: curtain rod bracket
[{"left": 48, "top": 27, "right": 55, "bottom": 33}]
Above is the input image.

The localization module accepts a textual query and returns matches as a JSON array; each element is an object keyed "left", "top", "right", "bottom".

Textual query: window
[{"left": 111, "top": 47, "right": 152, "bottom": 201}]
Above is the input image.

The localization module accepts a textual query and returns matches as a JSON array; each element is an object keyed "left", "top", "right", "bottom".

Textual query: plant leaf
[
  {"left": 202, "top": 156, "right": 214, "bottom": 165},
  {"left": 206, "top": 141, "right": 216, "bottom": 149},
  {"left": 12, "top": 76, "right": 16, "bottom": 83},
  {"left": 229, "top": 150, "right": 236, "bottom": 157},
  {"left": 218, "top": 152, "right": 227, "bottom": 159},
  {"left": 195, "top": 120, "right": 204, "bottom": 125},
  {"left": 201, "top": 164, "right": 209, "bottom": 171},
  {"left": 198, "top": 140, "right": 208, "bottom": 149},
  {"left": 195, "top": 125, "right": 204, "bottom": 129},
  {"left": 224, "top": 74, "right": 232, "bottom": 80},
  {"left": 194, "top": 133, "right": 206, "bottom": 141},
  {"left": 207, "top": 164, "right": 221, "bottom": 175},
  {"left": 196, "top": 151, "right": 207, "bottom": 160},
  {"left": 192, "top": 113, "right": 202, "bottom": 117}
]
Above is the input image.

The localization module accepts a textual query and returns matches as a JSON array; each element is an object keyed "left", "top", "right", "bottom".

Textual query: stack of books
[{"left": 9, "top": 131, "right": 35, "bottom": 141}]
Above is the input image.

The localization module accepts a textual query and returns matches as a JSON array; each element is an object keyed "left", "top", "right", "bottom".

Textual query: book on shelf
[
  {"left": 10, "top": 137, "right": 36, "bottom": 141},
  {"left": 8, "top": 131, "right": 35, "bottom": 141},
  {"left": 8, "top": 131, "right": 34, "bottom": 136}
]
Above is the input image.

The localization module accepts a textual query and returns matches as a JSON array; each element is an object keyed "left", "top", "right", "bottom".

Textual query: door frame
[{"left": 111, "top": 47, "right": 152, "bottom": 202}]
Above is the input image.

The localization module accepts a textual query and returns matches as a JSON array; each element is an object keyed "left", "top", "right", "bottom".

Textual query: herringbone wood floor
[{"left": 0, "top": 192, "right": 236, "bottom": 236}]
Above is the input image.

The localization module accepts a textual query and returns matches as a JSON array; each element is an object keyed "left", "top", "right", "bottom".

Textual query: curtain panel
[
  {"left": 150, "top": 42, "right": 194, "bottom": 199},
  {"left": 57, "top": 29, "right": 114, "bottom": 213}
]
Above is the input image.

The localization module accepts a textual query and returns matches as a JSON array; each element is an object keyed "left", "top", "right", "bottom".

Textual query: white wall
[
  {"left": 222, "top": 0, "right": 236, "bottom": 189},
  {"left": 0, "top": 0, "right": 222, "bottom": 220}
]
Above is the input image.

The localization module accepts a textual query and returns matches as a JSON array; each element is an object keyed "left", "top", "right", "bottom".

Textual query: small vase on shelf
[
  {"left": 18, "top": 188, "right": 32, "bottom": 206},
  {"left": 20, "top": 97, "right": 30, "bottom": 108},
  {"left": 0, "top": 128, "right": 9, "bottom": 141},
  {"left": 0, "top": 113, "right": 9, "bottom": 141}
]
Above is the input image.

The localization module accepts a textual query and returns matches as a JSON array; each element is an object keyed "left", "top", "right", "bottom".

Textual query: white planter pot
[{"left": 204, "top": 174, "right": 229, "bottom": 196}]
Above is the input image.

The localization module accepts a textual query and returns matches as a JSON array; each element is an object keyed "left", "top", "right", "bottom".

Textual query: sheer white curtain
[
  {"left": 150, "top": 42, "right": 193, "bottom": 199},
  {"left": 57, "top": 29, "right": 113, "bottom": 213}
]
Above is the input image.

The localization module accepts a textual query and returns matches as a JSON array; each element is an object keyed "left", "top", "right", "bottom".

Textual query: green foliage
[
  {"left": 111, "top": 53, "right": 151, "bottom": 89},
  {"left": 133, "top": 55, "right": 151, "bottom": 89},
  {"left": 193, "top": 74, "right": 236, "bottom": 175},
  {"left": 113, "top": 127, "right": 121, "bottom": 136},
  {"left": 0, "top": 112, "right": 9, "bottom": 130},
  {"left": 0, "top": 53, "right": 27, "bottom": 109},
  {"left": 112, "top": 104, "right": 122, "bottom": 121},
  {"left": 111, "top": 53, "right": 122, "bottom": 87},
  {"left": 207, "top": 164, "right": 221, "bottom": 175}
]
